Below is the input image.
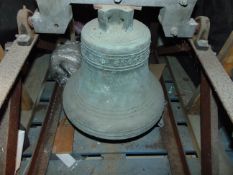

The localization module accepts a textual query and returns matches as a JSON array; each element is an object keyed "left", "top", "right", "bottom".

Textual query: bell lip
[
  {"left": 63, "top": 80, "right": 165, "bottom": 140},
  {"left": 63, "top": 107, "right": 164, "bottom": 140},
  {"left": 62, "top": 59, "right": 165, "bottom": 140}
]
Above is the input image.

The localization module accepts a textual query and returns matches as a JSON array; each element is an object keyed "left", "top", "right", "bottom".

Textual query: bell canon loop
[{"left": 63, "top": 6, "right": 165, "bottom": 140}]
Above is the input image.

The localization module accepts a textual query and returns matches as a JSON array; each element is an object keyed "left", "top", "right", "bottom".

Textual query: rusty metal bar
[
  {"left": 36, "top": 39, "right": 56, "bottom": 51},
  {"left": 200, "top": 73, "right": 212, "bottom": 175},
  {"left": 157, "top": 42, "right": 191, "bottom": 56},
  {"left": 26, "top": 85, "right": 63, "bottom": 175},
  {"left": 200, "top": 72, "right": 219, "bottom": 175},
  {"left": 150, "top": 22, "right": 191, "bottom": 174},
  {"left": 160, "top": 77, "right": 191, "bottom": 175},
  {"left": 6, "top": 80, "right": 22, "bottom": 174},
  {"left": 0, "top": 79, "right": 22, "bottom": 175}
]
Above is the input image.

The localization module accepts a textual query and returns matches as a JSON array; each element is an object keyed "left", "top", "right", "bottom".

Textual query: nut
[{"left": 16, "top": 34, "right": 32, "bottom": 46}]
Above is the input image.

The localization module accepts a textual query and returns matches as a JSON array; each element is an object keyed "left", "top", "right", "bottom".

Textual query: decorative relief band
[{"left": 81, "top": 42, "right": 150, "bottom": 70}]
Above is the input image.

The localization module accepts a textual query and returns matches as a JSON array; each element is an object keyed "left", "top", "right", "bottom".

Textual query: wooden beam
[
  {"left": 149, "top": 64, "right": 166, "bottom": 80},
  {"left": 218, "top": 32, "right": 233, "bottom": 77},
  {"left": 21, "top": 85, "right": 33, "bottom": 111},
  {"left": 52, "top": 118, "right": 75, "bottom": 154},
  {"left": 187, "top": 32, "right": 233, "bottom": 114},
  {"left": 0, "top": 102, "right": 10, "bottom": 175},
  {"left": 166, "top": 56, "right": 195, "bottom": 106},
  {"left": 189, "top": 39, "right": 233, "bottom": 123},
  {"left": 218, "top": 31, "right": 233, "bottom": 62},
  {"left": 0, "top": 35, "right": 38, "bottom": 110}
]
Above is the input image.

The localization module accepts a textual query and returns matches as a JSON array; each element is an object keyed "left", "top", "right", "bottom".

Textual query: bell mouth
[
  {"left": 63, "top": 70, "right": 165, "bottom": 140},
  {"left": 66, "top": 113, "right": 163, "bottom": 141}
]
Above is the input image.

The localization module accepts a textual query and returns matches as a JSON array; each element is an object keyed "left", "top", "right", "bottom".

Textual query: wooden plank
[
  {"left": 166, "top": 56, "right": 195, "bottom": 106},
  {"left": 0, "top": 102, "right": 10, "bottom": 175},
  {"left": 46, "top": 157, "right": 170, "bottom": 175},
  {"left": 163, "top": 56, "right": 201, "bottom": 155},
  {"left": 188, "top": 32, "right": 233, "bottom": 113},
  {"left": 186, "top": 86, "right": 200, "bottom": 114},
  {"left": 21, "top": 85, "right": 33, "bottom": 111},
  {"left": 188, "top": 35, "right": 233, "bottom": 114},
  {"left": 52, "top": 118, "right": 75, "bottom": 154},
  {"left": 20, "top": 55, "right": 50, "bottom": 130},
  {"left": 188, "top": 40, "right": 233, "bottom": 175},
  {"left": 149, "top": 64, "right": 166, "bottom": 80},
  {"left": 0, "top": 35, "right": 38, "bottom": 110},
  {"left": 218, "top": 31, "right": 233, "bottom": 77},
  {"left": 218, "top": 31, "right": 233, "bottom": 62},
  {"left": 222, "top": 47, "right": 233, "bottom": 76},
  {"left": 189, "top": 39, "right": 233, "bottom": 122}
]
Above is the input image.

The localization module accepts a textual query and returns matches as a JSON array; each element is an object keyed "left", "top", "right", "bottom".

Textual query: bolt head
[
  {"left": 170, "top": 27, "right": 178, "bottom": 36},
  {"left": 179, "top": 0, "right": 188, "bottom": 6},
  {"left": 16, "top": 34, "right": 32, "bottom": 46}
]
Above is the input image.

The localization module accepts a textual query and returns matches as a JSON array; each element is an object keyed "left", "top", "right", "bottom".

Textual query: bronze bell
[{"left": 63, "top": 6, "right": 165, "bottom": 140}]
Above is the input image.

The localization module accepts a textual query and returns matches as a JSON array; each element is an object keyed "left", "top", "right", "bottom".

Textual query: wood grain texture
[
  {"left": 189, "top": 39, "right": 233, "bottom": 122},
  {"left": 21, "top": 85, "right": 33, "bottom": 111},
  {"left": 166, "top": 57, "right": 195, "bottom": 106},
  {"left": 52, "top": 118, "right": 75, "bottom": 154},
  {"left": 0, "top": 35, "right": 38, "bottom": 110},
  {"left": 218, "top": 31, "right": 233, "bottom": 76},
  {"left": 0, "top": 102, "right": 10, "bottom": 175},
  {"left": 218, "top": 31, "right": 233, "bottom": 61},
  {"left": 222, "top": 47, "right": 233, "bottom": 76},
  {"left": 149, "top": 64, "right": 166, "bottom": 79}
]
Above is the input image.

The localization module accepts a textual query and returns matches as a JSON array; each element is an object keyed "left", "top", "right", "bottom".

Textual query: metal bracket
[
  {"left": 31, "top": 0, "right": 198, "bottom": 38},
  {"left": 16, "top": 6, "right": 35, "bottom": 46},
  {"left": 192, "top": 16, "right": 210, "bottom": 50}
]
